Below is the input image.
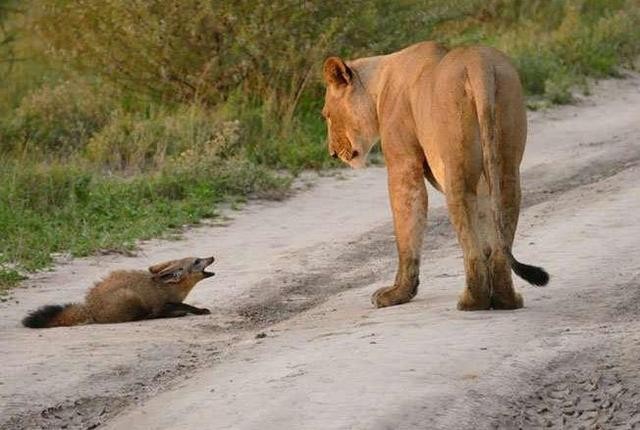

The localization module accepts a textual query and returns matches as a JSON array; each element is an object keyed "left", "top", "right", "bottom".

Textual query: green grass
[
  {"left": 0, "top": 158, "right": 290, "bottom": 272},
  {"left": 1, "top": 0, "right": 640, "bottom": 289},
  {"left": 236, "top": 98, "right": 339, "bottom": 173},
  {"left": 0, "top": 268, "right": 26, "bottom": 296}
]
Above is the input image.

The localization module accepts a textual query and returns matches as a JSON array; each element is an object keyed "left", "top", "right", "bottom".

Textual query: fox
[{"left": 22, "top": 256, "right": 215, "bottom": 329}]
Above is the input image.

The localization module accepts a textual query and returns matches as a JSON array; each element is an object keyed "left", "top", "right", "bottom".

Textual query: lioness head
[{"left": 322, "top": 57, "right": 378, "bottom": 168}]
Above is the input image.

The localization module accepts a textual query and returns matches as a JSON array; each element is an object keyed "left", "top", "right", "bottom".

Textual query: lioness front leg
[{"left": 372, "top": 146, "right": 427, "bottom": 308}]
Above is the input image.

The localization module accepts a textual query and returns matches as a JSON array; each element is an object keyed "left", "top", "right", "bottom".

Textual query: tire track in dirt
[
  {"left": 478, "top": 276, "right": 640, "bottom": 430},
  {"left": 234, "top": 139, "right": 640, "bottom": 328},
  {"left": 105, "top": 162, "right": 640, "bottom": 430},
  {"left": 496, "top": 349, "right": 640, "bottom": 429},
  {"left": 0, "top": 342, "right": 223, "bottom": 430}
]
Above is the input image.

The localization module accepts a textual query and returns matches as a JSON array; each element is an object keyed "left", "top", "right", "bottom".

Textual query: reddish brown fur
[
  {"left": 51, "top": 304, "right": 90, "bottom": 327},
  {"left": 23, "top": 257, "right": 214, "bottom": 328}
]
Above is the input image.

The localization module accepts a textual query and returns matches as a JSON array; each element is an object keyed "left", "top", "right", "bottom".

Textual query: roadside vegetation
[{"left": 1, "top": 0, "right": 639, "bottom": 290}]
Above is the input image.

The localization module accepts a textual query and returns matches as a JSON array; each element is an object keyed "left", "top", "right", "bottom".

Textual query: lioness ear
[{"left": 323, "top": 56, "right": 353, "bottom": 87}]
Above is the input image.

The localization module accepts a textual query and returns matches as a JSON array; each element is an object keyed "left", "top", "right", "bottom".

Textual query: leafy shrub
[
  {"left": 86, "top": 105, "right": 240, "bottom": 173},
  {"left": 1, "top": 79, "right": 114, "bottom": 155},
  {"left": 0, "top": 0, "right": 18, "bottom": 73},
  {"left": 34, "top": 0, "right": 481, "bottom": 118},
  {"left": 433, "top": 0, "right": 640, "bottom": 103},
  {"left": 3, "top": 162, "right": 92, "bottom": 212}
]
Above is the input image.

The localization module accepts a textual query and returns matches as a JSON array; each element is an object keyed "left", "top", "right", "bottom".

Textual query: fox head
[{"left": 148, "top": 256, "right": 215, "bottom": 286}]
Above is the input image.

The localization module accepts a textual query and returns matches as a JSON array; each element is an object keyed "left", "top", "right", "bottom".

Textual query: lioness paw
[
  {"left": 371, "top": 285, "right": 416, "bottom": 308},
  {"left": 490, "top": 291, "right": 523, "bottom": 310},
  {"left": 456, "top": 288, "right": 491, "bottom": 311}
]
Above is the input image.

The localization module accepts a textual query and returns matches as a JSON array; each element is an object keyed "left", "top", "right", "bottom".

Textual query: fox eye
[{"left": 194, "top": 258, "right": 202, "bottom": 265}]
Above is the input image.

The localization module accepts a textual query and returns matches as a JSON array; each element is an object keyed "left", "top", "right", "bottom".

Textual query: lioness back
[{"left": 430, "top": 45, "right": 527, "bottom": 171}]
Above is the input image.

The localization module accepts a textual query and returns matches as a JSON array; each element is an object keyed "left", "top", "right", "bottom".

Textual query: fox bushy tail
[
  {"left": 468, "top": 63, "right": 549, "bottom": 287},
  {"left": 22, "top": 303, "right": 90, "bottom": 328}
]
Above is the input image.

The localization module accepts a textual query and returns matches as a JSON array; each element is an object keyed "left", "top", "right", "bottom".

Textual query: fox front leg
[
  {"left": 153, "top": 303, "right": 209, "bottom": 319},
  {"left": 168, "top": 302, "right": 211, "bottom": 315}
]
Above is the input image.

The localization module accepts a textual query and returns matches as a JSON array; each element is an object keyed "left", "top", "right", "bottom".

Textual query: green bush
[
  {"left": 433, "top": 0, "right": 640, "bottom": 103},
  {"left": 86, "top": 106, "right": 239, "bottom": 173},
  {"left": 34, "top": 0, "right": 481, "bottom": 118},
  {"left": 1, "top": 79, "right": 114, "bottom": 155},
  {"left": 0, "top": 1, "right": 17, "bottom": 72},
  {"left": 35, "top": 0, "right": 354, "bottom": 113}
]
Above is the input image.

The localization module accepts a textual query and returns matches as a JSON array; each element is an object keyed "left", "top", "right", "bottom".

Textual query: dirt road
[{"left": 2, "top": 74, "right": 639, "bottom": 430}]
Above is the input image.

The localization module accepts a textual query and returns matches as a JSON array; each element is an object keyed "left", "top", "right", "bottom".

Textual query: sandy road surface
[{"left": 2, "top": 74, "right": 640, "bottom": 429}]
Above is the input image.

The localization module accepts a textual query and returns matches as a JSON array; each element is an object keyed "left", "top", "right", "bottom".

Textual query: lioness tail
[{"left": 507, "top": 251, "right": 549, "bottom": 286}]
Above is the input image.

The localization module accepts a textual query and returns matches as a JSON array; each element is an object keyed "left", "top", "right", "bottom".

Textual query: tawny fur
[
  {"left": 322, "top": 41, "right": 549, "bottom": 310},
  {"left": 23, "top": 257, "right": 214, "bottom": 328}
]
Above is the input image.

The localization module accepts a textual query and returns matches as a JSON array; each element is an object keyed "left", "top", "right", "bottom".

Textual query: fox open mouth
[{"left": 201, "top": 257, "right": 215, "bottom": 278}]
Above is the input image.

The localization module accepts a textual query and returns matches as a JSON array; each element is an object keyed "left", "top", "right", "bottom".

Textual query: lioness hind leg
[
  {"left": 490, "top": 68, "right": 527, "bottom": 309},
  {"left": 432, "top": 69, "right": 491, "bottom": 311},
  {"left": 445, "top": 176, "right": 491, "bottom": 311},
  {"left": 456, "top": 253, "right": 491, "bottom": 311},
  {"left": 475, "top": 180, "right": 523, "bottom": 310},
  {"left": 489, "top": 250, "right": 522, "bottom": 310},
  {"left": 489, "top": 173, "right": 524, "bottom": 310}
]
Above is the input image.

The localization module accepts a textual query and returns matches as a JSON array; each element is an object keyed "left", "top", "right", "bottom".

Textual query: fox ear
[
  {"left": 149, "top": 261, "right": 186, "bottom": 283},
  {"left": 323, "top": 56, "right": 352, "bottom": 87},
  {"left": 148, "top": 261, "right": 172, "bottom": 274},
  {"left": 155, "top": 267, "right": 185, "bottom": 284}
]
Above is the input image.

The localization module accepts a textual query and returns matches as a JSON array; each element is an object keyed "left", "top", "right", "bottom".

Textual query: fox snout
[
  {"left": 200, "top": 256, "right": 215, "bottom": 265},
  {"left": 199, "top": 256, "right": 215, "bottom": 278}
]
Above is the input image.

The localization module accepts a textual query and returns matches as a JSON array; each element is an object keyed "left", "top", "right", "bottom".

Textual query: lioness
[{"left": 322, "top": 41, "right": 549, "bottom": 310}]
